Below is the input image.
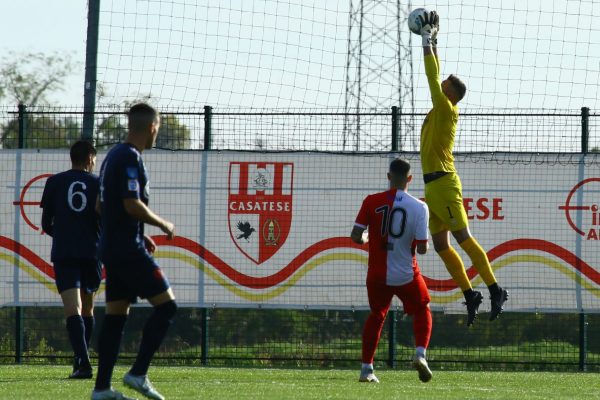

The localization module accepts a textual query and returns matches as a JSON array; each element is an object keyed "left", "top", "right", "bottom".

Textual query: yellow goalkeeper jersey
[{"left": 420, "top": 54, "right": 459, "bottom": 175}]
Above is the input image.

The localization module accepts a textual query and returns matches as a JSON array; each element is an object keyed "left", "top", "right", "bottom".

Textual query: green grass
[{"left": 1, "top": 365, "right": 599, "bottom": 400}]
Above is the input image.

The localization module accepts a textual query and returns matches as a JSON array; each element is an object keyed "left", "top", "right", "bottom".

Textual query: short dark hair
[
  {"left": 448, "top": 75, "right": 466, "bottom": 102},
  {"left": 128, "top": 103, "right": 159, "bottom": 133},
  {"left": 70, "top": 140, "right": 96, "bottom": 166},
  {"left": 389, "top": 158, "right": 410, "bottom": 178}
]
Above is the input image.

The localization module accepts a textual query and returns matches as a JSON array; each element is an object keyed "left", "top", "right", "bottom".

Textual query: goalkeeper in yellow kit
[{"left": 417, "top": 10, "right": 508, "bottom": 326}]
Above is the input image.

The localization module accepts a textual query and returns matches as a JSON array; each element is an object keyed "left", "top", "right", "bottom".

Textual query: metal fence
[
  {"left": 1, "top": 105, "right": 599, "bottom": 371},
  {"left": 1, "top": 105, "right": 597, "bottom": 152}
]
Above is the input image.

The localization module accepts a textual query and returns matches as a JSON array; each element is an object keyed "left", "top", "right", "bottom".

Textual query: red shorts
[{"left": 367, "top": 273, "right": 431, "bottom": 316}]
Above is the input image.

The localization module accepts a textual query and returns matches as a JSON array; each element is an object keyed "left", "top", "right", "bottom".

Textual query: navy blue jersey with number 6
[
  {"left": 98, "top": 143, "right": 150, "bottom": 262},
  {"left": 40, "top": 170, "right": 100, "bottom": 262}
]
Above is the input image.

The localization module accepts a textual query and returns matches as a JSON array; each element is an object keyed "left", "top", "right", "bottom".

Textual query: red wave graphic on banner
[
  {"left": 0, "top": 235, "right": 55, "bottom": 279},
  {"left": 2, "top": 235, "right": 600, "bottom": 292},
  {"left": 153, "top": 235, "right": 364, "bottom": 289},
  {"left": 422, "top": 238, "right": 600, "bottom": 291}
]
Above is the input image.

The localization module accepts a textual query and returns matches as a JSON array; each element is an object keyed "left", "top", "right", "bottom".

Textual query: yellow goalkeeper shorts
[{"left": 424, "top": 172, "right": 469, "bottom": 235}]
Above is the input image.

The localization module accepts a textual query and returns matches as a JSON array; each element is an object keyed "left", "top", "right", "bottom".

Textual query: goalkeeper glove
[
  {"left": 419, "top": 11, "right": 439, "bottom": 47},
  {"left": 431, "top": 12, "right": 439, "bottom": 46}
]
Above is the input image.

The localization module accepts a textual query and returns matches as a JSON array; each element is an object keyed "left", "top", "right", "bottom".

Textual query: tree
[
  {"left": 0, "top": 51, "right": 77, "bottom": 105},
  {"left": 95, "top": 113, "right": 128, "bottom": 149},
  {"left": 1, "top": 114, "right": 81, "bottom": 149},
  {"left": 155, "top": 114, "right": 192, "bottom": 150},
  {"left": 0, "top": 51, "right": 80, "bottom": 149},
  {"left": 95, "top": 95, "right": 193, "bottom": 150}
]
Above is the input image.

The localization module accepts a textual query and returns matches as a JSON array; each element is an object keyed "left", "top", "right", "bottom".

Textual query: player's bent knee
[
  {"left": 148, "top": 288, "right": 176, "bottom": 306},
  {"left": 105, "top": 299, "right": 131, "bottom": 315},
  {"left": 405, "top": 301, "right": 430, "bottom": 316},
  {"left": 452, "top": 227, "right": 471, "bottom": 244},
  {"left": 368, "top": 310, "right": 387, "bottom": 324},
  {"left": 60, "top": 288, "right": 82, "bottom": 317},
  {"left": 154, "top": 300, "right": 177, "bottom": 323}
]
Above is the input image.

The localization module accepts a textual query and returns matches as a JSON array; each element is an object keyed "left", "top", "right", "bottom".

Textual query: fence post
[
  {"left": 581, "top": 107, "right": 589, "bottom": 154},
  {"left": 579, "top": 313, "right": 587, "bottom": 371},
  {"left": 15, "top": 103, "right": 27, "bottom": 364},
  {"left": 18, "top": 103, "right": 27, "bottom": 148},
  {"left": 204, "top": 106, "right": 213, "bottom": 150},
  {"left": 82, "top": 0, "right": 101, "bottom": 141},
  {"left": 579, "top": 106, "right": 590, "bottom": 371},
  {"left": 391, "top": 106, "right": 399, "bottom": 151},
  {"left": 15, "top": 307, "right": 23, "bottom": 364},
  {"left": 387, "top": 310, "right": 397, "bottom": 368},
  {"left": 200, "top": 105, "right": 212, "bottom": 364},
  {"left": 201, "top": 308, "right": 209, "bottom": 365}
]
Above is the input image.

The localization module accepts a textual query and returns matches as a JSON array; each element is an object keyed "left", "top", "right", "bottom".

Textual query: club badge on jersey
[{"left": 128, "top": 179, "right": 139, "bottom": 192}]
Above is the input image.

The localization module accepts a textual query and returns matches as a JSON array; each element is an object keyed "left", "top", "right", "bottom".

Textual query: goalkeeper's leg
[
  {"left": 433, "top": 230, "right": 482, "bottom": 326},
  {"left": 360, "top": 281, "right": 394, "bottom": 383},
  {"left": 454, "top": 229, "right": 509, "bottom": 321}
]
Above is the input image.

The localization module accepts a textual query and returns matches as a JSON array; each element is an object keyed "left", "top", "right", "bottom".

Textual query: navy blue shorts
[
  {"left": 53, "top": 258, "right": 102, "bottom": 294},
  {"left": 104, "top": 254, "right": 170, "bottom": 303}
]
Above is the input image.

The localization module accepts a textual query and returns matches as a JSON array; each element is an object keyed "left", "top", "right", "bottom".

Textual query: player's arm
[
  {"left": 415, "top": 239, "right": 428, "bottom": 255},
  {"left": 414, "top": 203, "right": 430, "bottom": 255},
  {"left": 350, "top": 225, "right": 368, "bottom": 245},
  {"left": 41, "top": 207, "right": 54, "bottom": 237},
  {"left": 420, "top": 11, "right": 444, "bottom": 106},
  {"left": 123, "top": 198, "right": 175, "bottom": 239},
  {"left": 431, "top": 13, "right": 440, "bottom": 70},
  {"left": 39, "top": 178, "right": 54, "bottom": 236},
  {"left": 95, "top": 194, "right": 101, "bottom": 215},
  {"left": 351, "top": 196, "right": 370, "bottom": 245},
  {"left": 119, "top": 154, "right": 175, "bottom": 239}
]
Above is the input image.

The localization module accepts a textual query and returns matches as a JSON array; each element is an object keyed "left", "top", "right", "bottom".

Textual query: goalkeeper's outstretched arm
[
  {"left": 419, "top": 11, "right": 439, "bottom": 56},
  {"left": 420, "top": 11, "right": 443, "bottom": 105}
]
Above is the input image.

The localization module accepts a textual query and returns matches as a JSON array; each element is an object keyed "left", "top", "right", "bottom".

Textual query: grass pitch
[{"left": 1, "top": 365, "right": 599, "bottom": 400}]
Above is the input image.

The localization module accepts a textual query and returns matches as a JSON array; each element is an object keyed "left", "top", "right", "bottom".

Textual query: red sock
[
  {"left": 413, "top": 306, "right": 432, "bottom": 349},
  {"left": 361, "top": 310, "right": 388, "bottom": 364}
]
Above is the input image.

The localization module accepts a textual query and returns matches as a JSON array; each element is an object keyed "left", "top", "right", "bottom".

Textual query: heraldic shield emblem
[{"left": 228, "top": 162, "right": 294, "bottom": 264}]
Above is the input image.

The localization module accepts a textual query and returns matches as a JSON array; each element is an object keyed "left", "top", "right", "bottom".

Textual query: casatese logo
[
  {"left": 559, "top": 178, "right": 600, "bottom": 240},
  {"left": 228, "top": 162, "right": 294, "bottom": 264}
]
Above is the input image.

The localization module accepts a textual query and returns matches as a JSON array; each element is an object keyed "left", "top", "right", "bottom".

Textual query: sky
[
  {"left": 0, "top": 1, "right": 87, "bottom": 105},
  {"left": 0, "top": 1, "right": 599, "bottom": 151},
  {"left": 1, "top": 1, "right": 599, "bottom": 110}
]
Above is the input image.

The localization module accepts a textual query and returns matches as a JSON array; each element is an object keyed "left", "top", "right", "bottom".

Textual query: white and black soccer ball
[{"left": 408, "top": 8, "right": 429, "bottom": 35}]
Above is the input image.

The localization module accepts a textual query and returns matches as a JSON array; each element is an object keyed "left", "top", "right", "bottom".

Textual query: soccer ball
[{"left": 408, "top": 8, "right": 429, "bottom": 35}]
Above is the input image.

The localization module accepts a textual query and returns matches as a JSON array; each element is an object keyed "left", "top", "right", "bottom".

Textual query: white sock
[
  {"left": 362, "top": 363, "right": 374, "bottom": 370},
  {"left": 416, "top": 347, "right": 426, "bottom": 359}
]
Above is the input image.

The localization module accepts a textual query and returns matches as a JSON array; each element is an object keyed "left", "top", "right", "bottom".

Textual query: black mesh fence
[
  {"left": 1, "top": 106, "right": 599, "bottom": 371},
  {"left": 0, "top": 106, "right": 595, "bottom": 152},
  {"left": 1, "top": 306, "right": 599, "bottom": 371}
]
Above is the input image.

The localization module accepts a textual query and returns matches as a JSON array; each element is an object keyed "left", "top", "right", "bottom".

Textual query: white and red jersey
[{"left": 355, "top": 189, "right": 429, "bottom": 286}]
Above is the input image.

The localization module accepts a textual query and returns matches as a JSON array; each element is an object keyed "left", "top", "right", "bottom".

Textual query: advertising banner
[{"left": 1, "top": 150, "right": 599, "bottom": 312}]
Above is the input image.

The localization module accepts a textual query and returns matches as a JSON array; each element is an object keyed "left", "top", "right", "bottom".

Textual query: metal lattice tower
[{"left": 343, "top": 0, "right": 416, "bottom": 151}]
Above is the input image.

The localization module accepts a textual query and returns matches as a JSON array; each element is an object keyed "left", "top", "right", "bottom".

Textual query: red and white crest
[{"left": 228, "top": 162, "right": 294, "bottom": 264}]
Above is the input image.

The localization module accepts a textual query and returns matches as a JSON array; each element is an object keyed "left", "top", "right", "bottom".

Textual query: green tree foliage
[
  {"left": 156, "top": 114, "right": 192, "bottom": 150},
  {"left": 0, "top": 51, "right": 80, "bottom": 149},
  {"left": 93, "top": 111, "right": 193, "bottom": 150},
  {"left": 94, "top": 114, "right": 127, "bottom": 149},
  {"left": 0, "top": 51, "right": 77, "bottom": 106},
  {"left": 1, "top": 114, "right": 81, "bottom": 149}
]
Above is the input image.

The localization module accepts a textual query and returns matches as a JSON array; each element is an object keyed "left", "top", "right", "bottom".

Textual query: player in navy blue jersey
[
  {"left": 40, "top": 140, "right": 100, "bottom": 379},
  {"left": 92, "top": 103, "right": 177, "bottom": 400}
]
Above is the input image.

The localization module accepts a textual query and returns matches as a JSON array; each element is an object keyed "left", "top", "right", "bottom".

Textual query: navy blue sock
[
  {"left": 83, "top": 316, "right": 95, "bottom": 350},
  {"left": 130, "top": 301, "right": 177, "bottom": 376},
  {"left": 66, "top": 315, "right": 90, "bottom": 369},
  {"left": 94, "top": 314, "right": 127, "bottom": 391}
]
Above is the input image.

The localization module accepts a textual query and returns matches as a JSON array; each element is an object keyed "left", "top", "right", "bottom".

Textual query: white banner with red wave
[{"left": 1, "top": 150, "right": 600, "bottom": 312}]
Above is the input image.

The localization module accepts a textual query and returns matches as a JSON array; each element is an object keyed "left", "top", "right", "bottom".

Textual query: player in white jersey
[{"left": 351, "top": 158, "right": 433, "bottom": 383}]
